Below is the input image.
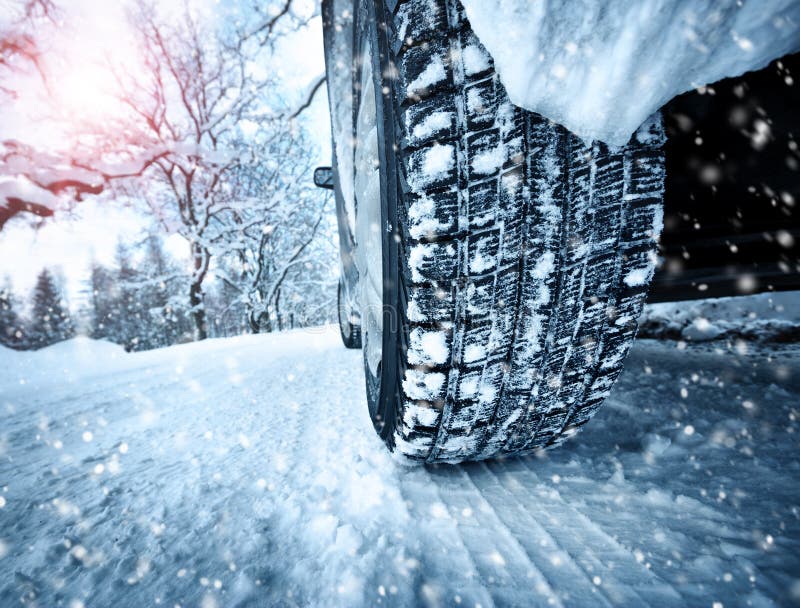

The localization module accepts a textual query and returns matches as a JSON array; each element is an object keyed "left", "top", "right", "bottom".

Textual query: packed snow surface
[
  {"left": 1, "top": 323, "right": 799, "bottom": 606},
  {"left": 460, "top": 0, "right": 800, "bottom": 146}
]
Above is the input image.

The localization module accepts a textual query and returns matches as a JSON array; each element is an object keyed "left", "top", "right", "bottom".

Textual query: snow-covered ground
[{"left": 1, "top": 322, "right": 799, "bottom": 607}]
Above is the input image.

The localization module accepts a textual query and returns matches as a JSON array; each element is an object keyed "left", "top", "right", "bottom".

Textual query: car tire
[
  {"left": 348, "top": 0, "right": 666, "bottom": 463},
  {"left": 337, "top": 278, "right": 362, "bottom": 349}
]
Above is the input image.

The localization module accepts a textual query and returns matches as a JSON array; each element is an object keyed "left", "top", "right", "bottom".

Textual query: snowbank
[
  {"left": 460, "top": 0, "right": 800, "bottom": 146},
  {"left": 0, "top": 336, "right": 124, "bottom": 368},
  {"left": 0, "top": 328, "right": 339, "bottom": 393},
  {"left": 0, "top": 337, "right": 127, "bottom": 388},
  {"left": 639, "top": 291, "right": 800, "bottom": 342}
]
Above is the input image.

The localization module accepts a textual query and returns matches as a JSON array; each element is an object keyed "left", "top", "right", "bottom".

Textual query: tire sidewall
[{"left": 354, "top": 0, "right": 405, "bottom": 445}]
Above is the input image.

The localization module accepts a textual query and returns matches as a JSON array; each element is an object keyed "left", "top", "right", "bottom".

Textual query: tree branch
[{"left": 289, "top": 74, "right": 326, "bottom": 121}]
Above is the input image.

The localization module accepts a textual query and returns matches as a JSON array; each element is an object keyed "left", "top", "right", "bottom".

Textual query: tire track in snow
[
  {"left": 421, "top": 466, "right": 563, "bottom": 607},
  {"left": 506, "top": 460, "right": 685, "bottom": 606},
  {"left": 465, "top": 461, "right": 616, "bottom": 607},
  {"left": 395, "top": 466, "right": 496, "bottom": 608}
]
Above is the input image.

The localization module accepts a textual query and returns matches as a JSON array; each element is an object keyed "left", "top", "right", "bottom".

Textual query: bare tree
[
  {"left": 104, "top": 0, "right": 318, "bottom": 339},
  {"left": 1, "top": 0, "right": 331, "bottom": 341},
  {"left": 0, "top": 0, "right": 55, "bottom": 92},
  {"left": 209, "top": 124, "right": 332, "bottom": 333}
]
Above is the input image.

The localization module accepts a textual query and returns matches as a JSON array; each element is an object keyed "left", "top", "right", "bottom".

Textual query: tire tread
[{"left": 381, "top": 0, "right": 665, "bottom": 463}]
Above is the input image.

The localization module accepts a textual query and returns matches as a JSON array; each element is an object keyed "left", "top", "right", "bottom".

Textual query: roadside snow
[
  {"left": 640, "top": 291, "right": 800, "bottom": 342},
  {"left": 0, "top": 337, "right": 126, "bottom": 388},
  {"left": 460, "top": 0, "right": 800, "bottom": 146},
  {"left": 1, "top": 324, "right": 799, "bottom": 606}
]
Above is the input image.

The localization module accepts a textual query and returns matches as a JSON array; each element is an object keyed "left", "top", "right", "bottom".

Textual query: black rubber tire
[
  {"left": 352, "top": 0, "right": 666, "bottom": 463},
  {"left": 337, "top": 278, "right": 362, "bottom": 349}
]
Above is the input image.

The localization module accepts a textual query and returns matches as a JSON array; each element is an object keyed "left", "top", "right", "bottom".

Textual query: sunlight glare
[
  {"left": 44, "top": 2, "right": 142, "bottom": 124},
  {"left": 56, "top": 62, "right": 124, "bottom": 120}
]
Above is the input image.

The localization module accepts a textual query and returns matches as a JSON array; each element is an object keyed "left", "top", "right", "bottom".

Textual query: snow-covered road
[{"left": 1, "top": 328, "right": 798, "bottom": 607}]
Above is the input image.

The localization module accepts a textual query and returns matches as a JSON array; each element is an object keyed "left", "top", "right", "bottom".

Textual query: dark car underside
[{"left": 653, "top": 52, "right": 799, "bottom": 302}]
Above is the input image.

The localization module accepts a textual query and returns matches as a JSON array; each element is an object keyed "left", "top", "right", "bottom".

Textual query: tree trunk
[
  {"left": 275, "top": 288, "right": 282, "bottom": 331},
  {"left": 189, "top": 281, "right": 207, "bottom": 340},
  {"left": 248, "top": 308, "right": 260, "bottom": 334},
  {"left": 189, "top": 241, "right": 210, "bottom": 341}
]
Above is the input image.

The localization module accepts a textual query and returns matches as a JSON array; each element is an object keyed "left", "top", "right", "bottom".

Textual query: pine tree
[
  {"left": 138, "top": 233, "right": 181, "bottom": 349},
  {"left": 89, "top": 262, "right": 116, "bottom": 340},
  {"left": 28, "top": 268, "right": 75, "bottom": 349},
  {"left": 107, "top": 241, "right": 142, "bottom": 351},
  {"left": 0, "top": 280, "right": 25, "bottom": 348},
  {"left": 91, "top": 237, "right": 191, "bottom": 352}
]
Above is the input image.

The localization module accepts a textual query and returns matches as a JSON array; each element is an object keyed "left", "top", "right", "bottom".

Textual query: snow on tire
[{"left": 349, "top": 0, "right": 665, "bottom": 463}]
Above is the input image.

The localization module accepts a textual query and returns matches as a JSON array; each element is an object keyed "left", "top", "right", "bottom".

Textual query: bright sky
[{"left": 0, "top": 0, "right": 332, "bottom": 308}]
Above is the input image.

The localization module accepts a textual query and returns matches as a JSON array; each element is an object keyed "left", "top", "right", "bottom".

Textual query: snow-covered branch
[
  {"left": 289, "top": 74, "right": 326, "bottom": 121},
  {"left": 0, "top": 140, "right": 173, "bottom": 229}
]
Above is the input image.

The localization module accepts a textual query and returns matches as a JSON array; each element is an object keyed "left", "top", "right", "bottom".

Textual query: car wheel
[{"left": 348, "top": 0, "right": 666, "bottom": 463}]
